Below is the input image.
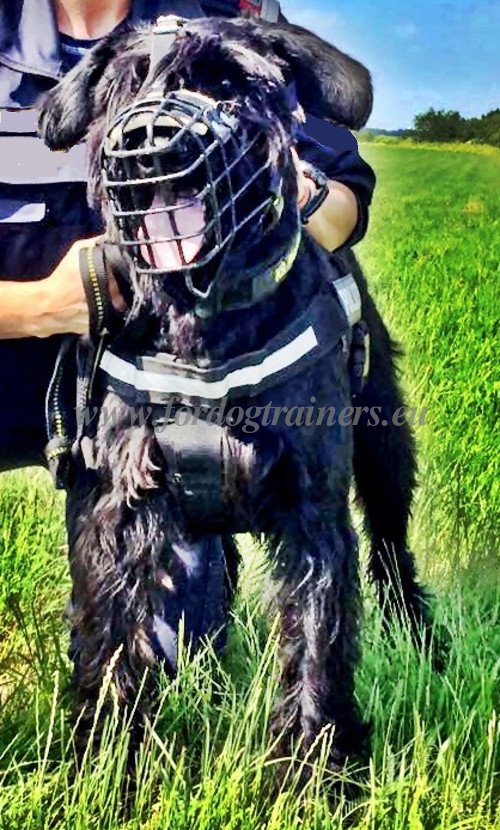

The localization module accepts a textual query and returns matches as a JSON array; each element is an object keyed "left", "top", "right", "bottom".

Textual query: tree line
[{"left": 404, "top": 108, "right": 500, "bottom": 147}]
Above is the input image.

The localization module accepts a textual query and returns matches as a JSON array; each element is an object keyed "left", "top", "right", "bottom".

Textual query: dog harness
[
  {"left": 44, "top": 249, "right": 365, "bottom": 495},
  {"left": 90, "top": 269, "right": 361, "bottom": 527},
  {"left": 99, "top": 287, "right": 353, "bottom": 408}
]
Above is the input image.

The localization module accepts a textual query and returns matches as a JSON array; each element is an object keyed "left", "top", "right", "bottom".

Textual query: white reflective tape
[
  {"left": 0, "top": 135, "right": 87, "bottom": 183},
  {"left": 101, "top": 325, "right": 319, "bottom": 401},
  {"left": 0, "top": 108, "right": 38, "bottom": 134},
  {"left": 333, "top": 274, "right": 362, "bottom": 325},
  {"left": 0, "top": 201, "right": 46, "bottom": 223}
]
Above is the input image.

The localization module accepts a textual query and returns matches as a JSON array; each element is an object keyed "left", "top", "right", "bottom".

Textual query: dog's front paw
[{"left": 269, "top": 714, "right": 372, "bottom": 796}]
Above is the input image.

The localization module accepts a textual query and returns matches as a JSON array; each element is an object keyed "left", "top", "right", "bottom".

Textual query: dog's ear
[
  {"left": 236, "top": 19, "right": 373, "bottom": 129},
  {"left": 39, "top": 27, "right": 144, "bottom": 150}
]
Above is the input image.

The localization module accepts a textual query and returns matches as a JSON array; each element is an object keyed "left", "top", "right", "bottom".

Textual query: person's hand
[{"left": 36, "top": 237, "right": 125, "bottom": 338}]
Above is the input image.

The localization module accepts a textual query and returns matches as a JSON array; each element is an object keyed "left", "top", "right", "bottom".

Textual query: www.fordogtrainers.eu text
[{"left": 79, "top": 398, "right": 428, "bottom": 435}]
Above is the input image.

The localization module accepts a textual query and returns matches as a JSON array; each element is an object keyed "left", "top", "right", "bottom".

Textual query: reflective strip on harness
[
  {"left": 333, "top": 273, "right": 362, "bottom": 326},
  {"left": 0, "top": 135, "right": 87, "bottom": 183},
  {"left": 102, "top": 326, "right": 318, "bottom": 401},
  {"left": 100, "top": 290, "right": 350, "bottom": 407}
]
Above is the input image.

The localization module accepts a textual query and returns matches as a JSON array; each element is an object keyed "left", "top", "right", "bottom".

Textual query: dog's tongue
[{"left": 140, "top": 192, "right": 205, "bottom": 270}]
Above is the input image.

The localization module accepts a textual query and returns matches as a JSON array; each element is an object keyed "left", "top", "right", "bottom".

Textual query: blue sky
[{"left": 281, "top": 0, "right": 500, "bottom": 129}]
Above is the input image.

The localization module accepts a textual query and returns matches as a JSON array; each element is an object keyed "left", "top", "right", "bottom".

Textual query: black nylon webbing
[
  {"left": 154, "top": 420, "right": 227, "bottom": 525},
  {"left": 100, "top": 288, "right": 350, "bottom": 408}
]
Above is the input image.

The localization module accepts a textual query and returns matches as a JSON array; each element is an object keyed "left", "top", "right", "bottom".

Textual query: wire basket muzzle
[{"left": 101, "top": 89, "right": 276, "bottom": 278}]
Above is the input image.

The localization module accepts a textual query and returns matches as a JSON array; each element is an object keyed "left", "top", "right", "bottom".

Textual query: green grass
[
  {"left": 0, "top": 494, "right": 498, "bottom": 830},
  {"left": 0, "top": 144, "right": 498, "bottom": 827},
  {"left": 358, "top": 137, "right": 500, "bottom": 156},
  {"left": 358, "top": 143, "right": 499, "bottom": 567}
]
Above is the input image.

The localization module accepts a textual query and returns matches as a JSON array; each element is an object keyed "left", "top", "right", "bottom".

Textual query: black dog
[{"left": 39, "top": 17, "right": 435, "bottom": 770}]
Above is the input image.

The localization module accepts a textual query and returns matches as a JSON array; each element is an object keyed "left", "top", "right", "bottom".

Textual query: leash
[
  {"left": 44, "top": 333, "right": 107, "bottom": 489},
  {"left": 79, "top": 244, "right": 132, "bottom": 341},
  {"left": 79, "top": 246, "right": 112, "bottom": 338},
  {"left": 44, "top": 336, "right": 77, "bottom": 488},
  {"left": 44, "top": 241, "right": 126, "bottom": 489}
]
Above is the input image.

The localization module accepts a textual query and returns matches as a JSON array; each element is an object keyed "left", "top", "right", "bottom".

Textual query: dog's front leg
[
  {"left": 64, "top": 408, "right": 178, "bottom": 760},
  {"left": 65, "top": 465, "right": 162, "bottom": 758},
  {"left": 269, "top": 490, "right": 370, "bottom": 778},
  {"left": 65, "top": 464, "right": 232, "bottom": 759}
]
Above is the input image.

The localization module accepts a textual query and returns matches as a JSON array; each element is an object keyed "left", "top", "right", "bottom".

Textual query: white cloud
[
  {"left": 281, "top": 1, "right": 339, "bottom": 39},
  {"left": 394, "top": 22, "right": 420, "bottom": 39}
]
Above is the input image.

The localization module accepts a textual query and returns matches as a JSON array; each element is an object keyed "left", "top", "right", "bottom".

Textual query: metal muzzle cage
[{"left": 101, "top": 89, "right": 283, "bottom": 293}]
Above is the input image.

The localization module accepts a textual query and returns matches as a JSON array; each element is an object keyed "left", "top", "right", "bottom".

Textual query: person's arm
[
  {"left": 306, "top": 181, "right": 358, "bottom": 252},
  {"left": 0, "top": 238, "right": 124, "bottom": 339},
  {"left": 294, "top": 124, "right": 376, "bottom": 252},
  {"left": 294, "top": 153, "right": 358, "bottom": 251}
]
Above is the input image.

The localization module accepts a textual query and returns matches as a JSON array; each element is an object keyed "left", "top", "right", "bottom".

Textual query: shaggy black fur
[{"left": 39, "top": 17, "right": 435, "bottom": 774}]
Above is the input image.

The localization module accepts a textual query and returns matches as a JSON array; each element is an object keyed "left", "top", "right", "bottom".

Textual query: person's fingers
[{"left": 108, "top": 269, "right": 127, "bottom": 312}]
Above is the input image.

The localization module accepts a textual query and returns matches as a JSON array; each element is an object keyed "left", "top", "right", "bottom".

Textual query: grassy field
[
  {"left": 359, "top": 142, "right": 499, "bottom": 570},
  {"left": 0, "top": 143, "right": 498, "bottom": 828}
]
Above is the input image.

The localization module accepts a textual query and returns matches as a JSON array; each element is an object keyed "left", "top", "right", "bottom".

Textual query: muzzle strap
[
  {"left": 194, "top": 225, "right": 301, "bottom": 318},
  {"left": 146, "top": 15, "right": 186, "bottom": 83}
]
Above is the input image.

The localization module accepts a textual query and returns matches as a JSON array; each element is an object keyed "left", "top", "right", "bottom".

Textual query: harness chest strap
[
  {"left": 44, "top": 272, "right": 365, "bottom": 488},
  {"left": 99, "top": 281, "right": 359, "bottom": 409}
]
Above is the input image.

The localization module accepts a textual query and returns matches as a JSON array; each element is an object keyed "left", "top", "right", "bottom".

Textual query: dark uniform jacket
[{"left": 0, "top": 0, "right": 375, "bottom": 469}]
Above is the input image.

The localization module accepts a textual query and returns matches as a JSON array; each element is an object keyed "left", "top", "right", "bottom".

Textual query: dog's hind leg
[
  {"left": 351, "top": 281, "right": 436, "bottom": 653},
  {"left": 268, "top": 487, "right": 369, "bottom": 775}
]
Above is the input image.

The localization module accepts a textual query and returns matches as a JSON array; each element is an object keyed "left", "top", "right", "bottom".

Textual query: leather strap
[{"left": 146, "top": 15, "right": 186, "bottom": 83}]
